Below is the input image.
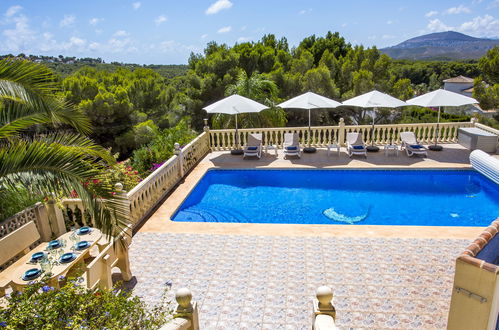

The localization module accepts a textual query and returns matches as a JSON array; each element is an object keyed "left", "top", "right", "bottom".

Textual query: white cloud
[
  {"left": 59, "top": 15, "right": 75, "bottom": 27},
  {"left": 2, "top": 13, "right": 35, "bottom": 52},
  {"left": 445, "top": 5, "right": 471, "bottom": 14},
  {"left": 237, "top": 36, "right": 251, "bottom": 42},
  {"left": 298, "top": 8, "right": 312, "bottom": 15},
  {"left": 5, "top": 5, "right": 22, "bottom": 17},
  {"left": 157, "top": 40, "right": 198, "bottom": 53},
  {"left": 382, "top": 34, "right": 396, "bottom": 39},
  {"left": 459, "top": 14, "right": 499, "bottom": 36},
  {"left": 341, "top": 23, "right": 347, "bottom": 27},
  {"left": 132, "top": 2, "right": 141, "bottom": 10},
  {"left": 108, "top": 37, "right": 137, "bottom": 53},
  {"left": 89, "top": 18, "right": 102, "bottom": 26},
  {"left": 155, "top": 15, "right": 167, "bottom": 25},
  {"left": 89, "top": 42, "right": 100, "bottom": 51},
  {"left": 217, "top": 25, "right": 232, "bottom": 33},
  {"left": 472, "top": 0, "right": 483, "bottom": 4},
  {"left": 424, "top": 14, "right": 499, "bottom": 37},
  {"left": 201, "top": 34, "right": 208, "bottom": 39},
  {"left": 368, "top": 35, "right": 377, "bottom": 40},
  {"left": 386, "top": 20, "right": 393, "bottom": 24},
  {"left": 205, "top": 0, "right": 233, "bottom": 15},
  {"left": 487, "top": 0, "right": 499, "bottom": 9},
  {"left": 427, "top": 18, "right": 452, "bottom": 32},
  {"left": 113, "top": 30, "right": 129, "bottom": 37},
  {"left": 425, "top": 10, "right": 438, "bottom": 18}
]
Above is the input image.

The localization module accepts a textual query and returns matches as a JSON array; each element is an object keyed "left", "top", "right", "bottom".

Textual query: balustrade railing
[
  {"left": 208, "top": 120, "right": 475, "bottom": 150},
  {"left": 61, "top": 132, "right": 210, "bottom": 230}
]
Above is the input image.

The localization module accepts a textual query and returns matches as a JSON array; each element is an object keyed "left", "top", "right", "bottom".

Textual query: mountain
[{"left": 380, "top": 31, "right": 499, "bottom": 60}]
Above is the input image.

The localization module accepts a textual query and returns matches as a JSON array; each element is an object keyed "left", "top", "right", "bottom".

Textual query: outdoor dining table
[{"left": 9, "top": 227, "right": 102, "bottom": 290}]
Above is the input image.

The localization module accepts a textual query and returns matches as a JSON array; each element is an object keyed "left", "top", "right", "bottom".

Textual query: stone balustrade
[
  {"left": 208, "top": 119, "right": 475, "bottom": 150},
  {"left": 160, "top": 288, "right": 199, "bottom": 330},
  {"left": 61, "top": 132, "right": 210, "bottom": 230},
  {"left": 313, "top": 286, "right": 339, "bottom": 330}
]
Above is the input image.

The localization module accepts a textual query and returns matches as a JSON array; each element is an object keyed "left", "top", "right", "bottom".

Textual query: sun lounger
[
  {"left": 283, "top": 132, "right": 301, "bottom": 158},
  {"left": 243, "top": 133, "right": 262, "bottom": 159},
  {"left": 400, "top": 131, "right": 428, "bottom": 157},
  {"left": 346, "top": 132, "right": 367, "bottom": 158}
]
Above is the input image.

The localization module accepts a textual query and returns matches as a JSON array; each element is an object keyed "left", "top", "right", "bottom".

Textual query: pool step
[{"left": 177, "top": 204, "right": 249, "bottom": 222}]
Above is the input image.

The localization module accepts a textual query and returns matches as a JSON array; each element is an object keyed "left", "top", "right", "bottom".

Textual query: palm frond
[{"left": 0, "top": 59, "right": 59, "bottom": 107}]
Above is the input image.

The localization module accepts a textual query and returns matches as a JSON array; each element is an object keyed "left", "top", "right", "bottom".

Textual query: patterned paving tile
[{"left": 128, "top": 233, "right": 467, "bottom": 329}]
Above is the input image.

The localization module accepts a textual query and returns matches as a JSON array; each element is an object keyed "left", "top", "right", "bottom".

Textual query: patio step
[{"left": 179, "top": 204, "right": 249, "bottom": 222}]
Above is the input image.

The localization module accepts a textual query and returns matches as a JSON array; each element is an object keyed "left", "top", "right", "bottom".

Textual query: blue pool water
[{"left": 172, "top": 169, "right": 499, "bottom": 226}]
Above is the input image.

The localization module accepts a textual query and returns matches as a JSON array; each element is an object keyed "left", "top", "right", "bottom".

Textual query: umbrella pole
[
  {"left": 308, "top": 108, "right": 311, "bottom": 148},
  {"left": 304, "top": 108, "right": 316, "bottom": 153},
  {"left": 429, "top": 106, "right": 443, "bottom": 151},
  {"left": 231, "top": 113, "right": 243, "bottom": 155},
  {"left": 366, "top": 107, "right": 380, "bottom": 152},
  {"left": 235, "top": 113, "right": 239, "bottom": 148},
  {"left": 371, "top": 108, "right": 375, "bottom": 146},
  {"left": 435, "top": 106, "right": 440, "bottom": 146}
]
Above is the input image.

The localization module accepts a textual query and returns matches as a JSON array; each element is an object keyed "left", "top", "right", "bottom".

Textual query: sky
[{"left": 0, "top": 0, "right": 498, "bottom": 64}]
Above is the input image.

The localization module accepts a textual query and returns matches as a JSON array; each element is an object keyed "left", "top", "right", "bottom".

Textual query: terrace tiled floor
[
  {"left": 129, "top": 232, "right": 468, "bottom": 329},
  {"left": 130, "top": 143, "right": 485, "bottom": 329}
]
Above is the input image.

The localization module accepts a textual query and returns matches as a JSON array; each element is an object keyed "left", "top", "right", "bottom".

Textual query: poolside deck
[
  {"left": 139, "top": 143, "right": 483, "bottom": 239},
  {"left": 130, "top": 143, "right": 488, "bottom": 329}
]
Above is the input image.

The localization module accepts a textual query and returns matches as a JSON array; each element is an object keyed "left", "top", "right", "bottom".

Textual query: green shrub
[
  {"left": 132, "top": 118, "right": 197, "bottom": 175},
  {"left": 0, "top": 280, "right": 173, "bottom": 329},
  {"left": 0, "top": 186, "right": 40, "bottom": 222}
]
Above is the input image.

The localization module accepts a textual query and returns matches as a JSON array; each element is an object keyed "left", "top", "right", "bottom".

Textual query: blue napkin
[
  {"left": 286, "top": 146, "right": 297, "bottom": 151},
  {"left": 353, "top": 145, "right": 364, "bottom": 150},
  {"left": 410, "top": 144, "right": 423, "bottom": 149}
]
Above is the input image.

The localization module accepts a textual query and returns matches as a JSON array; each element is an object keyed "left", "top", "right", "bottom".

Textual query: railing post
[
  {"left": 471, "top": 117, "right": 477, "bottom": 126},
  {"left": 46, "top": 197, "right": 67, "bottom": 237},
  {"left": 33, "top": 203, "right": 52, "bottom": 241},
  {"left": 203, "top": 118, "right": 210, "bottom": 133},
  {"left": 163, "top": 287, "right": 199, "bottom": 330},
  {"left": 313, "top": 286, "right": 336, "bottom": 318},
  {"left": 313, "top": 286, "right": 338, "bottom": 329},
  {"left": 174, "top": 142, "right": 184, "bottom": 177},
  {"left": 338, "top": 118, "right": 345, "bottom": 147},
  {"left": 114, "top": 182, "right": 132, "bottom": 226}
]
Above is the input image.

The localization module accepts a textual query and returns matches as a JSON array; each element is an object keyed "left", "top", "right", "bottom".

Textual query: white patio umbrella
[
  {"left": 203, "top": 94, "right": 269, "bottom": 155},
  {"left": 407, "top": 89, "right": 478, "bottom": 151},
  {"left": 278, "top": 92, "right": 341, "bottom": 153},
  {"left": 342, "top": 90, "right": 407, "bottom": 151}
]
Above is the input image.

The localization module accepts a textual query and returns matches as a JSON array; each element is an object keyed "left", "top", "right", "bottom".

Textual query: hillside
[
  {"left": 381, "top": 31, "right": 499, "bottom": 60},
  {"left": 0, "top": 54, "right": 188, "bottom": 78}
]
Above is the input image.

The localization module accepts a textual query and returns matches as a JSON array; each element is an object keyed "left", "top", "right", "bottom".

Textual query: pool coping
[{"left": 138, "top": 162, "right": 487, "bottom": 240}]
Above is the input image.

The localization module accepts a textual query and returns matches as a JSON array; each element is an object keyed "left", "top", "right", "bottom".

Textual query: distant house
[
  {"left": 442, "top": 75, "right": 497, "bottom": 117},
  {"left": 443, "top": 75, "right": 474, "bottom": 97}
]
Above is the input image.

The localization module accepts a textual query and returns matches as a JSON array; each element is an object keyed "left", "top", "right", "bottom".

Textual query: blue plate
[
  {"left": 22, "top": 268, "right": 41, "bottom": 281},
  {"left": 75, "top": 241, "right": 90, "bottom": 250},
  {"left": 30, "top": 252, "right": 45, "bottom": 262},
  {"left": 60, "top": 252, "right": 76, "bottom": 264},
  {"left": 48, "top": 240, "right": 61, "bottom": 249},
  {"left": 77, "top": 226, "right": 90, "bottom": 235}
]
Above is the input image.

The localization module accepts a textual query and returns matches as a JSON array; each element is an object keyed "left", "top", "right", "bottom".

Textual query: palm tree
[
  {"left": 212, "top": 71, "right": 287, "bottom": 129},
  {"left": 0, "top": 59, "right": 127, "bottom": 237}
]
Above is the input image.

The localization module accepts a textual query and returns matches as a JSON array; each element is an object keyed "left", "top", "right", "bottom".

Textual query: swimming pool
[{"left": 172, "top": 169, "right": 499, "bottom": 226}]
